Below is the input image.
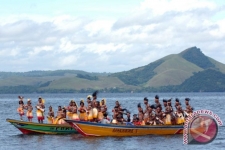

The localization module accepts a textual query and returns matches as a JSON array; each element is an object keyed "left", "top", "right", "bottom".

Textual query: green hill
[
  {"left": 1, "top": 46, "right": 225, "bottom": 93},
  {"left": 177, "top": 69, "right": 225, "bottom": 92}
]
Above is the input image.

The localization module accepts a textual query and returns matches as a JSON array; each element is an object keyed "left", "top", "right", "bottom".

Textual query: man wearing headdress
[
  {"left": 175, "top": 105, "right": 185, "bottom": 124},
  {"left": 184, "top": 98, "right": 193, "bottom": 117},
  {"left": 163, "top": 99, "right": 167, "bottom": 110},
  {"left": 24, "top": 99, "right": 33, "bottom": 122},
  {"left": 78, "top": 100, "right": 87, "bottom": 121},
  {"left": 164, "top": 99, "right": 175, "bottom": 125},
  {"left": 154, "top": 95, "right": 162, "bottom": 110},
  {"left": 36, "top": 97, "right": 45, "bottom": 123},
  {"left": 155, "top": 106, "right": 165, "bottom": 125},
  {"left": 47, "top": 106, "right": 54, "bottom": 123},
  {"left": 174, "top": 98, "right": 181, "bottom": 110},
  {"left": 17, "top": 96, "right": 25, "bottom": 121}
]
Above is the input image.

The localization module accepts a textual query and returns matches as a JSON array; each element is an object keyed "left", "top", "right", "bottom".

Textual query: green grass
[{"left": 145, "top": 55, "right": 203, "bottom": 87}]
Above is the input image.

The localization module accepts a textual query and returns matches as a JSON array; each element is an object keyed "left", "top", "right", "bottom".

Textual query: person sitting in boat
[
  {"left": 132, "top": 114, "right": 141, "bottom": 125},
  {"left": 100, "top": 112, "right": 110, "bottom": 124},
  {"left": 155, "top": 106, "right": 165, "bottom": 125},
  {"left": 17, "top": 96, "right": 25, "bottom": 121},
  {"left": 24, "top": 99, "right": 33, "bottom": 122},
  {"left": 175, "top": 105, "right": 185, "bottom": 124},
  {"left": 47, "top": 106, "right": 54, "bottom": 123},
  {"left": 62, "top": 106, "right": 67, "bottom": 118},
  {"left": 36, "top": 97, "right": 45, "bottom": 123},
  {"left": 78, "top": 100, "right": 88, "bottom": 121},
  {"left": 164, "top": 99, "right": 175, "bottom": 125},
  {"left": 137, "top": 103, "right": 145, "bottom": 125},
  {"left": 54, "top": 106, "right": 66, "bottom": 124},
  {"left": 154, "top": 95, "right": 162, "bottom": 110}
]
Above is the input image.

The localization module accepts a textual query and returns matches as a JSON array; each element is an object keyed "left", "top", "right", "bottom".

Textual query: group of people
[
  {"left": 17, "top": 92, "right": 194, "bottom": 126},
  {"left": 17, "top": 96, "right": 45, "bottom": 123}
]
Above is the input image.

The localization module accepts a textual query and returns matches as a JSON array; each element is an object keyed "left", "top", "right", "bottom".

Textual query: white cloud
[{"left": 0, "top": 0, "right": 225, "bottom": 72}]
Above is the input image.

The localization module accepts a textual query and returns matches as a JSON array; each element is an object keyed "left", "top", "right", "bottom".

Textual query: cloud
[{"left": 0, "top": 0, "right": 225, "bottom": 72}]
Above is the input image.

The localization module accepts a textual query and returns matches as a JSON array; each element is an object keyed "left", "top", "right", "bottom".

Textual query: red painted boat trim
[
  {"left": 18, "top": 127, "right": 40, "bottom": 134},
  {"left": 69, "top": 122, "right": 98, "bottom": 137},
  {"left": 174, "top": 129, "right": 183, "bottom": 134}
]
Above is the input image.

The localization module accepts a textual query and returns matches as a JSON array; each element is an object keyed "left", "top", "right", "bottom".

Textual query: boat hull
[
  {"left": 65, "top": 119, "right": 183, "bottom": 137},
  {"left": 6, "top": 118, "right": 77, "bottom": 135}
]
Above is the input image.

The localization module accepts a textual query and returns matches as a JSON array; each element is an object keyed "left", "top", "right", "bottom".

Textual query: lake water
[{"left": 0, "top": 93, "right": 225, "bottom": 150}]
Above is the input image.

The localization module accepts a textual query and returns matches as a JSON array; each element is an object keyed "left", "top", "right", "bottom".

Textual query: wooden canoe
[
  {"left": 65, "top": 119, "right": 183, "bottom": 137},
  {"left": 6, "top": 118, "right": 77, "bottom": 135}
]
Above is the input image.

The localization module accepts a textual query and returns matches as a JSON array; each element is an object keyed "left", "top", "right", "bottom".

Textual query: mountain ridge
[{"left": 1, "top": 46, "right": 225, "bottom": 93}]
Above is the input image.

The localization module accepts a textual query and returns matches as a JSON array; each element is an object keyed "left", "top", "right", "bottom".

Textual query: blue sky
[{"left": 0, "top": 0, "right": 225, "bottom": 72}]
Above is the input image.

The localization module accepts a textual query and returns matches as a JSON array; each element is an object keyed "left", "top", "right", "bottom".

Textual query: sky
[{"left": 0, "top": 0, "right": 225, "bottom": 73}]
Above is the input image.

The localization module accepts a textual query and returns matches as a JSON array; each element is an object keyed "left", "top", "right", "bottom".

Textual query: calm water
[{"left": 0, "top": 93, "right": 225, "bottom": 150}]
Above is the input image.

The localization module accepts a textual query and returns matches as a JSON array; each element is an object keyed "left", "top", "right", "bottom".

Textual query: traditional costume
[
  {"left": 25, "top": 99, "right": 33, "bottom": 122},
  {"left": 36, "top": 97, "right": 45, "bottom": 123},
  {"left": 17, "top": 96, "right": 24, "bottom": 120},
  {"left": 79, "top": 100, "right": 88, "bottom": 121},
  {"left": 47, "top": 106, "right": 54, "bottom": 124}
]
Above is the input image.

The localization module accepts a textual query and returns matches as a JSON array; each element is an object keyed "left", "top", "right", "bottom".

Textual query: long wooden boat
[
  {"left": 6, "top": 118, "right": 77, "bottom": 135},
  {"left": 65, "top": 119, "right": 183, "bottom": 137}
]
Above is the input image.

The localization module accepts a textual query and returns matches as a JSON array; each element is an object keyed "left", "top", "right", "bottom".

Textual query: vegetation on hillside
[
  {"left": 181, "top": 47, "right": 215, "bottom": 69},
  {"left": 111, "top": 60, "right": 164, "bottom": 86}
]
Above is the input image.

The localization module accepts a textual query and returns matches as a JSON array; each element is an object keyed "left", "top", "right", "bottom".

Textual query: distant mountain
[{"left": 1, "top": 46, "right": 225, "bottom": 93}]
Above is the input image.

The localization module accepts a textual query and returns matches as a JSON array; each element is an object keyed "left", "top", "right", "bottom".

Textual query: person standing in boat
[
  {"left": 91, "top": 91, "right": 98, "bottom": 108},
  {"left": 143, "top": 97, "right": 150, "bottom": 123},
  {"left": 175, "top": 105, "right": 185, "bottom": 124},
  {"left": 184, "top": 98, "right": 193, "bottom": 117},
  {"left": 163, "top": 99, "right": 167, "bottom": 110},
  {"left": 154, "top": 95, "right": 162, "bottom": 110},
  {"left": 174, "top": 98, "right": 181, "bottom": 110},
  {"left": 36, "top": 97, "right": 45, "bottom": 123},
  {"left": 78, "top": 100, "right": 88, "bottom": 121},
  {"left": 66, "top": 100, "right": 73, "bottom": 119},
  {"left": 148, "top": 106, "right": 156, "bottom": 125},
  {"left": 86, "top": 95, "right": 93, "bottom": 121},
  {"left": 17, "top": 96, "right": 25, "bottom": 121},
  {"left": 164, "top": 99, "right": 175, "bottom": 125},
  {"left": 24, "top": 99, "right": 33, "bottom": 122},
  {"left": 112, "top": 106, "right": 119, "bottom": 124},
  {"left": 47, "top": 106, "right": 54, "bottom": 123},
  {"left": 70, "top": 100, "right": 79, "bottom": 120},
  {"left": 100, "top": 98, "right": 107, "bottom": 115}
]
